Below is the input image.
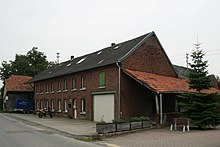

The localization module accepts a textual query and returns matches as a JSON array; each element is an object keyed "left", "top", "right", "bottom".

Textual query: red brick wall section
[
  {"left": 34, "top": 64, "right": 119, "bottom": 120},
  {"left": 120, "top": 72, "right": 156, "bottom": 120},
  {"left": 121, "top": 35, "right": 177, "bottom": 78}
]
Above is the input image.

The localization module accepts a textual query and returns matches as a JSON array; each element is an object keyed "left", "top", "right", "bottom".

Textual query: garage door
[{"left": 93, "top": 94, "right": 114, "bottom": 122}]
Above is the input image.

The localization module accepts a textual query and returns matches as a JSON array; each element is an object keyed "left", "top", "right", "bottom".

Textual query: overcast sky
[{"left": 0, "top": 0, "right": 220, "bottom": 87}]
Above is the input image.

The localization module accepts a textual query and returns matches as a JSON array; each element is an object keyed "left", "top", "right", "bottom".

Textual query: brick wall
[
  {"left": 121, "top": 35, "right": 177, "bottom": 78},
  {"left": 120, "top": 72, "right": 155, "bottom": 120},
  {"left": 34, "top": 64, "right": 119, "bottom": 120}
]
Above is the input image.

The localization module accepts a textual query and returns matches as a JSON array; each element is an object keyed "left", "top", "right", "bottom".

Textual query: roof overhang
[{"left": 123, "top": 68, "right": 220, "bottom": 94}]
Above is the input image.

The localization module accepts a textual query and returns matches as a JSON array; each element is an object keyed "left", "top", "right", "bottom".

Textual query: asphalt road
[{"left": 0, "top": 114, "right": 102, "bottom": 147}]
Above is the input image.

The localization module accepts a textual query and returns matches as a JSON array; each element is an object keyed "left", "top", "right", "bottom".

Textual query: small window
[
  {"left": 51, "top": 99, "right": 54, "bottom": 111},
  {"left": 40, "top": 85, "right": 43, "bottom": 94},
  {"left": 36, "top": 100, "right": 38, "bottom": 109},
  {"left": 51, "top": 82, "right": 54, "bottom": 93},
  {"left": 46, "top": 84, "right": 48, "bottom": 93},
  {"left": 40, "top": 100, "right": 43, "bottom": 109},
  {"left": 63, "top": 80, "right": 67, "bottom": 91},
  {"left": 99, "top": 72, "right": 106, "bottom": 88},
  {"left": 58, "top": 99, "right": 61, "bottom": 112},
  {"left": 81, "top": 98, "right": 86, "bottom": 112},
  {"left": 46, "top": 100, "right": 49, "bottom": 109},
  {"left": 58, "top": 81, "right": 61, "bottom": 92},
  {"left": 64, "top": 99, "right": 68, "bottom": 112},
  {"left": 36, "top": 85, "right": 39, "bottom": 94},
  {"left": 80, "top": 77, "right": 86, "bottom": 90},
  {"left": 72, "top": 78, "right": 76, "bottom": 90}
]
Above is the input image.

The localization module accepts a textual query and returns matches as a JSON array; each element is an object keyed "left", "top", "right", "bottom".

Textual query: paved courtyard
[{"left": 99, "top": 127, "right": 220, "bottom": 147}]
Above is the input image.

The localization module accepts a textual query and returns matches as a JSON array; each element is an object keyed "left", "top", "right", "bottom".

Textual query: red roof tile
[
  {"left": 5, "top": 75, "right": 33, "bottom": 92},
  {"left": 124, "top": 69, "right": 220, "bottom": 94}
]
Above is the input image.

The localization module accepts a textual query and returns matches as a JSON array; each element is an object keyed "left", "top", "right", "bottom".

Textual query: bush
[
  {"left": 112, "top": 119, "right": 126, "bottom": 124},
  {"left": 130, "top": 116, "right": 150, "bottom": 122}
]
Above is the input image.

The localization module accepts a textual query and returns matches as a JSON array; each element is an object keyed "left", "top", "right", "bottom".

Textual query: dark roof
[
  {"left": 5, "top": 75, "right": 33, "bottom": 92},
  {"left": 29, "top": 32, "right": 154, "bottom": 83},
  {"left": 173, "top": 65, "right": 191, "bottom": 80}
]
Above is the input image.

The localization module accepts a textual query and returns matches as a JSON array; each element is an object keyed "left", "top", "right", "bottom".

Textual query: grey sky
[{"left": 0, "top": 0, "right": 220, "bottom": 87}]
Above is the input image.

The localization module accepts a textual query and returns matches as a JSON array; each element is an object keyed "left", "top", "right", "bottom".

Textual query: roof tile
[
  {"left": 124, "top": 69, "right": 219, "bottom": 94},
  {"left": 5, "top": 75, "right": 33, "bottom": 92}
]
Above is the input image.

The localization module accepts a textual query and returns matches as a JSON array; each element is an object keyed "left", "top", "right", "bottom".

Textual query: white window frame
[
  {"left": 80, "top": 77, "right": 86, "bottom": 90},
  {"left": 81, "top": 98, "right": 86, "bottom": 112},
  {"left": 51, "top": 82, "right": 54, "bottom": 93},
  {"left": 58, "top": 99, "right": 61, "bottom": 112},
  {"left": 64, "top": 99, "right": 68, "bottom": 112},
  {"left": 71, "top": 78, "right": 77, "bottom": 91},
  {"left": 58, "top": 81, "right": 61, "bottom": 92},
  {"left": 63, "top": 80, "right": 68, "bottom": 91},
  {"left": 51, "top": 99, "right": 54, "bottom": 111}
]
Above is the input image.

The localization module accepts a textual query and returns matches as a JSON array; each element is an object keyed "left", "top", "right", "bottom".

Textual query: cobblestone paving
[{"left": 99, "top": 128, "right": 220, "bottom": 147}]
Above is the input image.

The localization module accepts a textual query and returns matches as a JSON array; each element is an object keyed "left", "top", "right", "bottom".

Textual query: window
[
  {"left": 46, "top": 100, "right": 49, "bottom": 109},
  {"left": 36, "top": 85, "right": 39, "bottom": 94},
  {"left": 40, "top": 100, "right": 43, "bottom": 109},
  {"left": 64, "top": 99, "right": 67, "bottom": 112},
  {"left": 40, "top": 85, "right": 43, "bottom": 94},
  {"left": 36, "top": 100, "right": 38, "bottom": 109},
  {"left": 51, "top": 82, "right": 54, "bottom": 93},
  {"left": 51, "top": 99, "right": 54, "bottom": 111},
  {"left": 81, "top": 98, "right": 86, "bottom": 112},
  {"left": 80, "top": 77, "right": 86, "bottom": 90},
  {"left": 46, "top": 83, "right": 49, "bottom": 93},
  {"left": 58, "top": 81, "right": 61, "bottom": 92},
  {"left": 58, "top": 99, "right": 61, "bottom": 112},
  {"left": 63, "top": 80, "right": 67, "bottom": 91},
  {"left": 99, "top": 72, "right": 106, "bottom": 88},
  {"left": 72, "top": 78, "right": 76, "bottom": 90}
]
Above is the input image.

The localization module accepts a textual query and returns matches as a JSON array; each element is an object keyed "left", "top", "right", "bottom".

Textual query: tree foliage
[
  {"left": 0, "top": 47, "right": 51, "bottom": 81},
  {"left": 178, "top": 42, "right": 220, "bottom": 129},
  {"left": 188, "top": 43, "right": 211, "bottom": 92}
]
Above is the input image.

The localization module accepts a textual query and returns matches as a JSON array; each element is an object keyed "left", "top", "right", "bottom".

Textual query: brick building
[
  {"left": 3, "top": 75, "right": 34, "bottom": 112},
  {"left": 29, "top": 32, "right": 219, "bottom": 123}
]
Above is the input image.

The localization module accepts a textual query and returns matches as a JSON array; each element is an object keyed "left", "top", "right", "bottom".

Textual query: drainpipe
[
  {"left": 116, "top": 62, "right": 121, "bottom": 119},
  {"left": 160, "top": 93, "right": 163, "bottom": 124}
]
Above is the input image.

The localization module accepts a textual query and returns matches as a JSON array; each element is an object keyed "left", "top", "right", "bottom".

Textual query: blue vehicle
[{"left": 14, "top": 98, "right": 34, "bottom": 113}]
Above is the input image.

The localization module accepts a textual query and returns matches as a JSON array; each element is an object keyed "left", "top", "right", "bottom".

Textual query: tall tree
[
  {"left": 188, "top": 42, "right": 211, "bottom": 91},
  {"left": 0, "top": 47, "right": 50, "bottom": 81},
  {"left": 178, "top": 42, "right": 220, "bottom": 129}
]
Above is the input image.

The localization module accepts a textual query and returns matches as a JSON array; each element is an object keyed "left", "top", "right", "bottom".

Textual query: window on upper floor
[
  {"left": 58, "top": 81, "right": 61, "bottom": 92},
  {"left": 99, "top": 72, "right": 106, "bottom": 88},
  {"left": 36, "top": 85, "right": 39, "bottom": 94},
  {"left": 51, "top": 82, "right": 54, "bottom": 93},
  {"left": 40, "top": 85, "right": 43, "bottom": 94},
  {"left": 71, "top": 78, "right": 76, "bottom": 91},
  {"left": 80, "top": 77, "right": 86, "bottom": 90},
  {"left": 63, "top": 80, "right": 67, "bottom": 91},
  {"left": 46, "top": 83, "right": 49, "bottom": 93}
]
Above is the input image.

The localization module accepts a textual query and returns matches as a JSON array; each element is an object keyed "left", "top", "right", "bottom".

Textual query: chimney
[
  {"left": 111, "top": 43, "right": 116, "bottom": 46},
  {"left": 71, "top": 56, "right": 74, "bottom": 60}
]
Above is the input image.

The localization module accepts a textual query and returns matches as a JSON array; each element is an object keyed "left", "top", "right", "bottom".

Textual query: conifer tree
[{"left": 178, "top": 42, "right": 220, "bottom": 129}]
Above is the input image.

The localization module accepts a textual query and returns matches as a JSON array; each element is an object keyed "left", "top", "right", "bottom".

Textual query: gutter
[{"left": 116, "top": 62, "right": 121, "bottom": 119}]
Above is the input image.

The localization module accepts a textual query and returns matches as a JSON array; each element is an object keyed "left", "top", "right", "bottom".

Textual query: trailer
[{"left": 14, "top": 98, "right": 34, "bottom": 113}]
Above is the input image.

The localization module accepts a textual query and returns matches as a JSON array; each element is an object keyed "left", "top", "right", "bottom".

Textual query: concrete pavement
[
  {"left": 2, "top": 113, "right": 98, "bottom": 139},
  {"left": 3, "top": 113, "right": 220, "bottom": 147}
]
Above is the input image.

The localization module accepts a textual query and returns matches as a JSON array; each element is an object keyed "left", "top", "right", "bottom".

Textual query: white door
[{"left": 93, "top": 94, "right": 114, "bottom": 122}]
